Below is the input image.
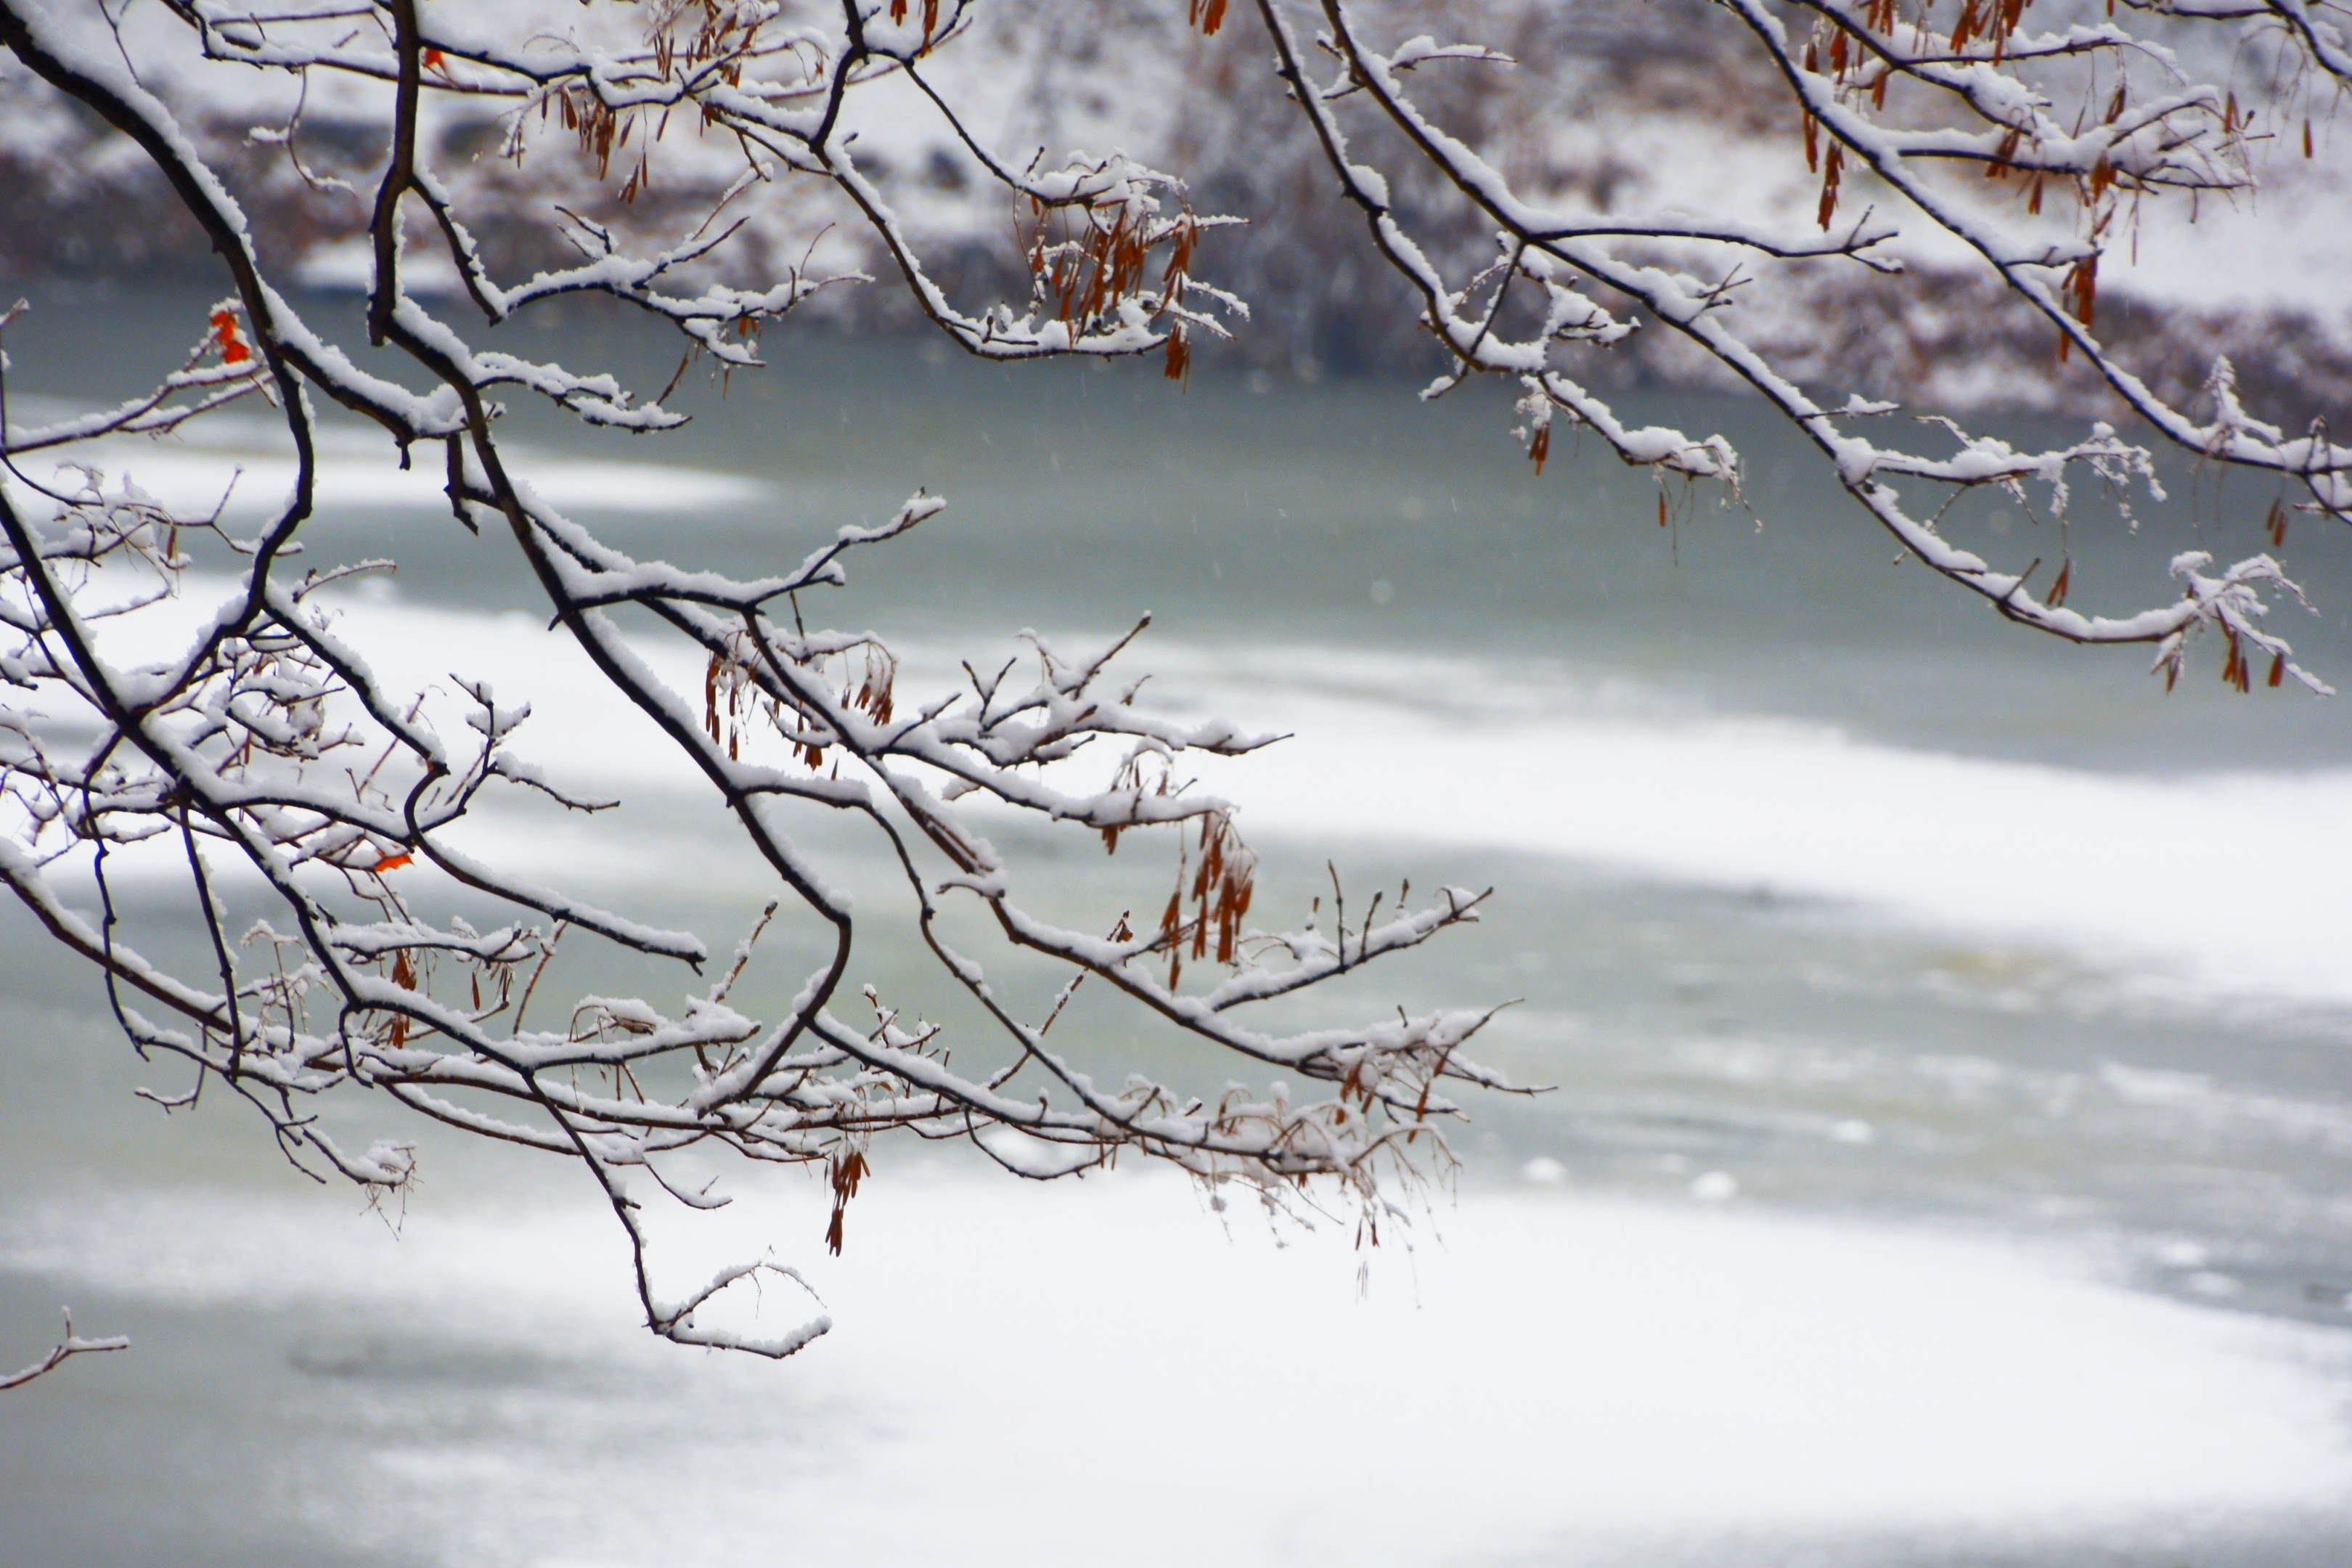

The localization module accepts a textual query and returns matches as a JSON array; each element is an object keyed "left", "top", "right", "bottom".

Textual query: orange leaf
[
  {"left": 211, "top": 309, "right": 252, "bottom": 364},
  {"left": 373, "top": 852, "right": 413, "bottom": 873}
]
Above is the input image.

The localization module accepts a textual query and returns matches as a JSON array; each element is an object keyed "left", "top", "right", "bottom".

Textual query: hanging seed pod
[
  {"left": 1987, "top": 126, "right": 2022, "bottom": 179},
  {"left": 1950, "top": 0, "right": 1983, "bottom": 49},
  {"left": 824, "top": 1148, "right": 867, "bottom": 1256}
]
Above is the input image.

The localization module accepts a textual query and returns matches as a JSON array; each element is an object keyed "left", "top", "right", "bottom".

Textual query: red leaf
[{"left": 211, "top": 309, "right": 251, "bottom": 364}]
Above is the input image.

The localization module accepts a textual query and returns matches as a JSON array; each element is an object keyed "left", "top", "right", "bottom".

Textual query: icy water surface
[{"left": 5, "top": 282, "right": 2352, "bottom": 1566}]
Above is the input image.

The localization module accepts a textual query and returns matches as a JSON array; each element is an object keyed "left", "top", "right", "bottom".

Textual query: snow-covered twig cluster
[
  {"left": 0, "top": 0, "right": 1499, "bottom": 1368},
  {"left": 1251, "top": 0, "right": 2344, "bottom": 687}
]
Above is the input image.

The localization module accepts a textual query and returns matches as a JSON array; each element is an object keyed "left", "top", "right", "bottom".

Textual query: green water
[{"left": 6, "top": 278, "right": 2352, "bottom": 1568}]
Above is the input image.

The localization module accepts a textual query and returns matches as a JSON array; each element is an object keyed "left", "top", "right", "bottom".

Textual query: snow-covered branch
[
  {"left": 4, "top": 0, "right": 2345, "bottom": 1368},
  {"left": 0, "top": 1309, "right": 129, "bottom": 1390},
  {"left": 1241, "top": 0, "right": 2344, "bottom": 684},
  {"left": 0, "top": 0, "right": 1516, "bottom": 1365}
]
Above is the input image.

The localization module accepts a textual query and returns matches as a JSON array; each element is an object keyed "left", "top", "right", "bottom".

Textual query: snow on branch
[
  {"left": 0, "top": 0, "right": 1527, "bottom": 1363},
  {"left": 1, "top": 1309, "right": 129, "bottom": 1390},
  {"left": 1241, "top": 0, "right": 2345, "bottom": 683}
]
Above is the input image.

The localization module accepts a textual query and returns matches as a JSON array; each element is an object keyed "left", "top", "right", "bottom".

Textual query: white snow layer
[
  {"left": 40, "top": 559, "right": 2352, "bottom": 1010},
  {"left": 4, "top": 1174, "right": 2348, "bottom": 1567},
  {"left": 1196, "top": 653, "right": 2352, "bottom": 1009},
  {"left": 7, "top": 428, "right": 767, "bottom": 516}
]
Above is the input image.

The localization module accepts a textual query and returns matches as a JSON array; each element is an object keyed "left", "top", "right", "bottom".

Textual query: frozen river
[{"left": 6, "top": 281, "right": 2352, "bottom": 1566}]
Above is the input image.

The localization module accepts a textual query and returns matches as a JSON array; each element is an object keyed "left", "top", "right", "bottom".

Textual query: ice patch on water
[
  {"left": 23, "top": 577, "right": 2352, "bottom": 1016},
  {"left": 1689, "top": 1169, "right": 1741, "bottom": 1201},
  {"left": 1138, "top": 642, "right": 2352, "bottom": 1011},
  {"left": 1, "top": 429, "right": 766, "bottom": 515},
  {"left": 4, "top": 1176, "right": 2351, "bottom": 1567}
]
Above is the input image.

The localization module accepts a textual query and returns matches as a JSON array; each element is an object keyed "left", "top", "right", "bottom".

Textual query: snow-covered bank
[{"left": 4, "top": 0, "right": 2347, "bottom": 415}]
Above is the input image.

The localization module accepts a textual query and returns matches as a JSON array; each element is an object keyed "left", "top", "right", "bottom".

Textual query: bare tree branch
[
  {"left": 0, "top": 1310, "right": 129, "bottom": 1391},
  {"left": 3, "top": 0, "right": 2344, "bottom": 1363}
]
